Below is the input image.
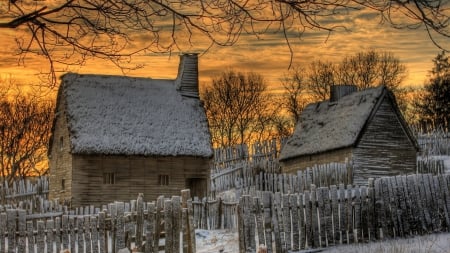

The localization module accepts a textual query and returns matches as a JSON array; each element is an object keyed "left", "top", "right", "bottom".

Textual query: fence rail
[{"left": 238, "top": 173, "right": 450, "bottom": 253}]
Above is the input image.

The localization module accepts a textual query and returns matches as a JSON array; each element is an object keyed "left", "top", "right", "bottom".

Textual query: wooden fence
[
  {"left": 238, "top": 173, "right": 450, "bottom": 253},
  {"left": 211, "top": 162, "right": 351, "bottom": 197},
  {"left": 417, "top": 130, "right": 449, "bottom": 156},
  {"left": 0, "top": 190, "right": 196, "bottom": 253},
  {"left": 212, "top": 139, "right": 282, "bottom": 173}
]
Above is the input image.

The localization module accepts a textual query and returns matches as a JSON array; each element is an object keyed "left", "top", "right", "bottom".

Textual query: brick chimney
[
  {"left": 175, "top": 53, "right": 199, "bottom": 99},
  {"left": 330, "top": 85, "right": 357, "bottom": 102}
]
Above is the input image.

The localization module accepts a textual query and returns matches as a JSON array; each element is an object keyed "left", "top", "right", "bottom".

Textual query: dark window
[
  {"left": 61, "top": 179, "right": 65, "bottom": 190},
  {"left": 59, "top": 137, "right": 64, "bottom": 151},
  {"left": 158, "top": 175, "right": 169, "bottom": 186},
  {"left": 103, "top": 173, "right": 116, "bottom": 184}
]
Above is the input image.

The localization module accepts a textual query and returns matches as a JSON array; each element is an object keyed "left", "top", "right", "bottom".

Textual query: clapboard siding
[
  {"left": 279, "top": 87, "right": 418, "bottom": 184},
  {"left": 353, "top": 97, "right": 416, "bottom": 185},
  {"left": 69, "top": 155, "right": 210, "bottom": 207},
  {"left": 281, "top": 148, "right": 352, "bottom": 174}
]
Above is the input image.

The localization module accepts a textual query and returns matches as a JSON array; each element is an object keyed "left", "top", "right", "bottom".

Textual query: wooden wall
[
  {"left": 70, "top": 155, "right": 210, "bottom": 207},
  {"left": 280, "top": 148, "right": 352, "bottom": 174},
  {"left": 48, "top": 94, "right": 74, "bottom": 203},
  {"left": 353, "top": 96, "right": 417, "bottom": 185}
]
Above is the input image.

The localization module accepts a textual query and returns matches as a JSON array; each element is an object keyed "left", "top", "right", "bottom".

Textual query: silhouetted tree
[
  {"left": 279, "top": 68, "right": 310, "bottom": 129},
  {"left": 1, "top": 0, "right": 448, "bottom": 84},
  {"left": 202, "top": 70, "right": 275, "bottom": 147},
  {"left": 414, "top": 51, "right": 450, "bottom": 131},
  {"left": 0, "top": 83, "right": 54, "bottom": 184}
]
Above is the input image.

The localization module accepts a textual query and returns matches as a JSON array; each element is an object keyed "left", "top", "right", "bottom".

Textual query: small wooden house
[
  {"left": 48, "top": 54, "right": 213, "bottom": 207},
  {"left": 279, "top": 85, "right": 419, "bottom": 185}
]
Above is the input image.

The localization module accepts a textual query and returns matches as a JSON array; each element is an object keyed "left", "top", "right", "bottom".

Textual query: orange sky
[{"left": 0, "top": 8, "right": 446, "bottom": 92}]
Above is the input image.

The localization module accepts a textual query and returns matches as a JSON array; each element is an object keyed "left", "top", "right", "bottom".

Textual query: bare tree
[
  {"left": 0, "top": 1, "right": 448, "bottom": 84},
  {"left": 202, "top": 70, "right": 274, "bottom": 147},
  {"left": 337, "top": 50, "right": 407, "bottom": 92},
  {"left": 0, "top": 83, "right": 54, "bottom": 184},
  {"left": 307, "top": 60, "right": 337, "bottom": 101},
  {"left": 280, "top": 68, "right": 310, "bottom": 124}
]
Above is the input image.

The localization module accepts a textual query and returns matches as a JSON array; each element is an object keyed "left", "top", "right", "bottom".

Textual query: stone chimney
[
  {"left": 175, "top": 53, "right": 199, "bottom": 98},
  {"left": 330, "top": 85, "right": 357, "bottom": 102}
]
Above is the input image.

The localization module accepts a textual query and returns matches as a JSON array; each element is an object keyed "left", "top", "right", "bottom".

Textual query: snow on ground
[{"left": 195, "top": 230, "right": 450, "bottom": 253}]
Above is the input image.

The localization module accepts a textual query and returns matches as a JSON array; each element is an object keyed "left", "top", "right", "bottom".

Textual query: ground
[{"left": 195, "top": 230, "right": 450, "bottom": 253}]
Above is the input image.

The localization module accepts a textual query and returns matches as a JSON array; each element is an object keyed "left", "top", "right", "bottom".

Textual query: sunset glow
[{"left": 0, "top": 2, "right": 446, "bottom": 91}]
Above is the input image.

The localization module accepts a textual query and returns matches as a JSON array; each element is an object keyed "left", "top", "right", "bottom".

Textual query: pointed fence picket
[
  {"left": 0, "top": 190, "right": 196, "bottom": 253},
  {"left": 238, "top": 173, "right": 450, "bottom": 253}
]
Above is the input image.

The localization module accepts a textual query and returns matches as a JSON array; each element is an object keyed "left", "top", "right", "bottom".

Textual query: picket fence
[
  {"left": 417, "top": 129, "right": 449, "bottom": 156},
  {"left": 212, "top": 139, "right": 281, "bottom": 173},
  {"left": 0, "top": 190, "right": 196, "bottom": 253},
  {"left": 238, "top": 173, "right": 450, "bottom": 253},
  {"left": 211, "top": 162, "right": 351, "bottom": 197}
]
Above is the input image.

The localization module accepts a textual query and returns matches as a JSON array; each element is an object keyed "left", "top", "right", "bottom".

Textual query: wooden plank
[
  {"left": 26, "top": 220, "right": 34, "bottom": 253},
  {"left": 55, "top": 217, "right": 62, "bottom": 252},
  {"left": 346, "top": 186, "right": 353, "bottom": 244},
  {"left": 17, "top": 210, "right": 26, "bottom": 253},
  {"left": 84, "top": 215, "right": 92, "bottom": 253},
  {"left": 69, "top": 216, "right": 76, "bottom": 253},
  {"left": 98, "top": 212, "right": 106, "bottom": 253},
  {"left": 116, "top": 202, "right": 126, "bottom": 250},
  {"left": 91, "top": 215, "right": 99, "bottom": 253},
  {"left": 360, "top": 186, "right": 368, "bottom": 242},
  {"left": 322, "top": 187, "right": 332, "bottom": 248},
  {"left": 330, "top": 185, "right": 339, "bottom": 245},
  {"left": 338, "top": 184, "right": 346, "bottom": 244},
  {"left": 316, "top": 187, "right": 326, "bottom": 247},
  {"left": 136, "top": 193, "right": 144, "bottom": 248},
  {"left": 7, "top": 210, "right": 16, "bottom": 253},
  {"left": 282, "top": 194, "right": 292, "bottom": 251},
  {"left": 254, "top": 197, "right": 265, "bottom": 247},
  {"left": 353, "top": 186, "right": 361, "bottom": 243},
  {"left": 154, "top": 196, "right": 164, "bottom": 253},
  {"left": 0, "top": 212, "right": 6, "bottom": 253},
  {"left": 172, "top": 196, "right": 181, "bottom": 253},
  {"left": 36, "top": 220, "right": 45, "bottom": 253},
  {"left": 165, "top": 199, "right": 174, "bottom": 253},
  {"left": 262, "top": 192, "right": 273, "bottom": 253},
  {"left": 46, "top": 219, "right": 54, "bottom": 253},
  {"left": 272, "top": 193, "right": 283, "bottom": 253},
  {"left": 311, "top": 185, "right": 319, "bottom": 248},
  {"left": 145, "top": 202, "right": 156, "bottom": 253},
  {"left": 298, "top": 193, "right": 305, "bottom": 250},
  {"left": 290, "top": 194, "right": 299, "bottom": 251},
  {"left": 304, "top": 190, "right": 312, "bottom": 248},
  {"left": 77, "top": 216, "right": 85, "bottom": 253}
]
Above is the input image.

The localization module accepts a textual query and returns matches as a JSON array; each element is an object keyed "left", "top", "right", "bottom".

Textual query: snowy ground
[{"left": 195, "top": 230, "right": 450, "bottom": 253}]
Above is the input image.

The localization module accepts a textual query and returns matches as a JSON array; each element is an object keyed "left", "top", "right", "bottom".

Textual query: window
[
  {"left": 61, "top": 179, "right": 65, "bottom": 190},
  {"left": 158, "top": 175, "right": 169, "bottom": 186},
  {"left": 103, "top": 173, "right": 116, "bottom": 184},
  {"left": 59, "top": 137, "right": 64, "bottom": 151}
]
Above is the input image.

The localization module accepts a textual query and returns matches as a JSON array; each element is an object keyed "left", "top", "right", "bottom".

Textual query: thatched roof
[
  {"left": 280, "top": 86, "right": 389, "bottom": 161},
  {"left": 56, "top": 72, "right": 212, "bottom": 158}
]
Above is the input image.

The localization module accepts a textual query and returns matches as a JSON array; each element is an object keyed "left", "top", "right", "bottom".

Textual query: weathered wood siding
[
  {"left": 353, "top": 96, "right": 417, "bottom": 185},
  {"left": 281, "top": 148, "right": 353, "bottom": 174},
  {"left": 70, "top": 155, "right": 210, "bottom": 207},
  {"left": 48, "top": 94, "right": 74, "bottom": 203}
]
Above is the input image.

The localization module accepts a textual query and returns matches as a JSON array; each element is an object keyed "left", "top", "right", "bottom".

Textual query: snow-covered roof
[
  {"left": 280, "top": 86, "right": 386, "bottom": 161},
  {"left": 59, "top": 73, "right": 213, "bottom": 157}
]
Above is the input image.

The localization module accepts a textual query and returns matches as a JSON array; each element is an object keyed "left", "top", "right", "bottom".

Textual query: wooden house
[
  {"left": 48, "top": 54, "right": 213, "bottom": 207},
  {"left": 279, "top": 85, "right": 419, "bottom": 185}
]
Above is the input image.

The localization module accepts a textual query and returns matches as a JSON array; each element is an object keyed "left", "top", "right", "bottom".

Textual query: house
[
  {"left": 48, "top": 54, "right": 213, "bottom": 207},
  {"left": 279, "top": 85, "right": 419, "bottom": 185}
]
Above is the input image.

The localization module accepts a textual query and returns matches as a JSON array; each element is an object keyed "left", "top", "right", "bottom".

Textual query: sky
[{"left": 0, "top": 4, "right": 447, "bottom": 93}]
